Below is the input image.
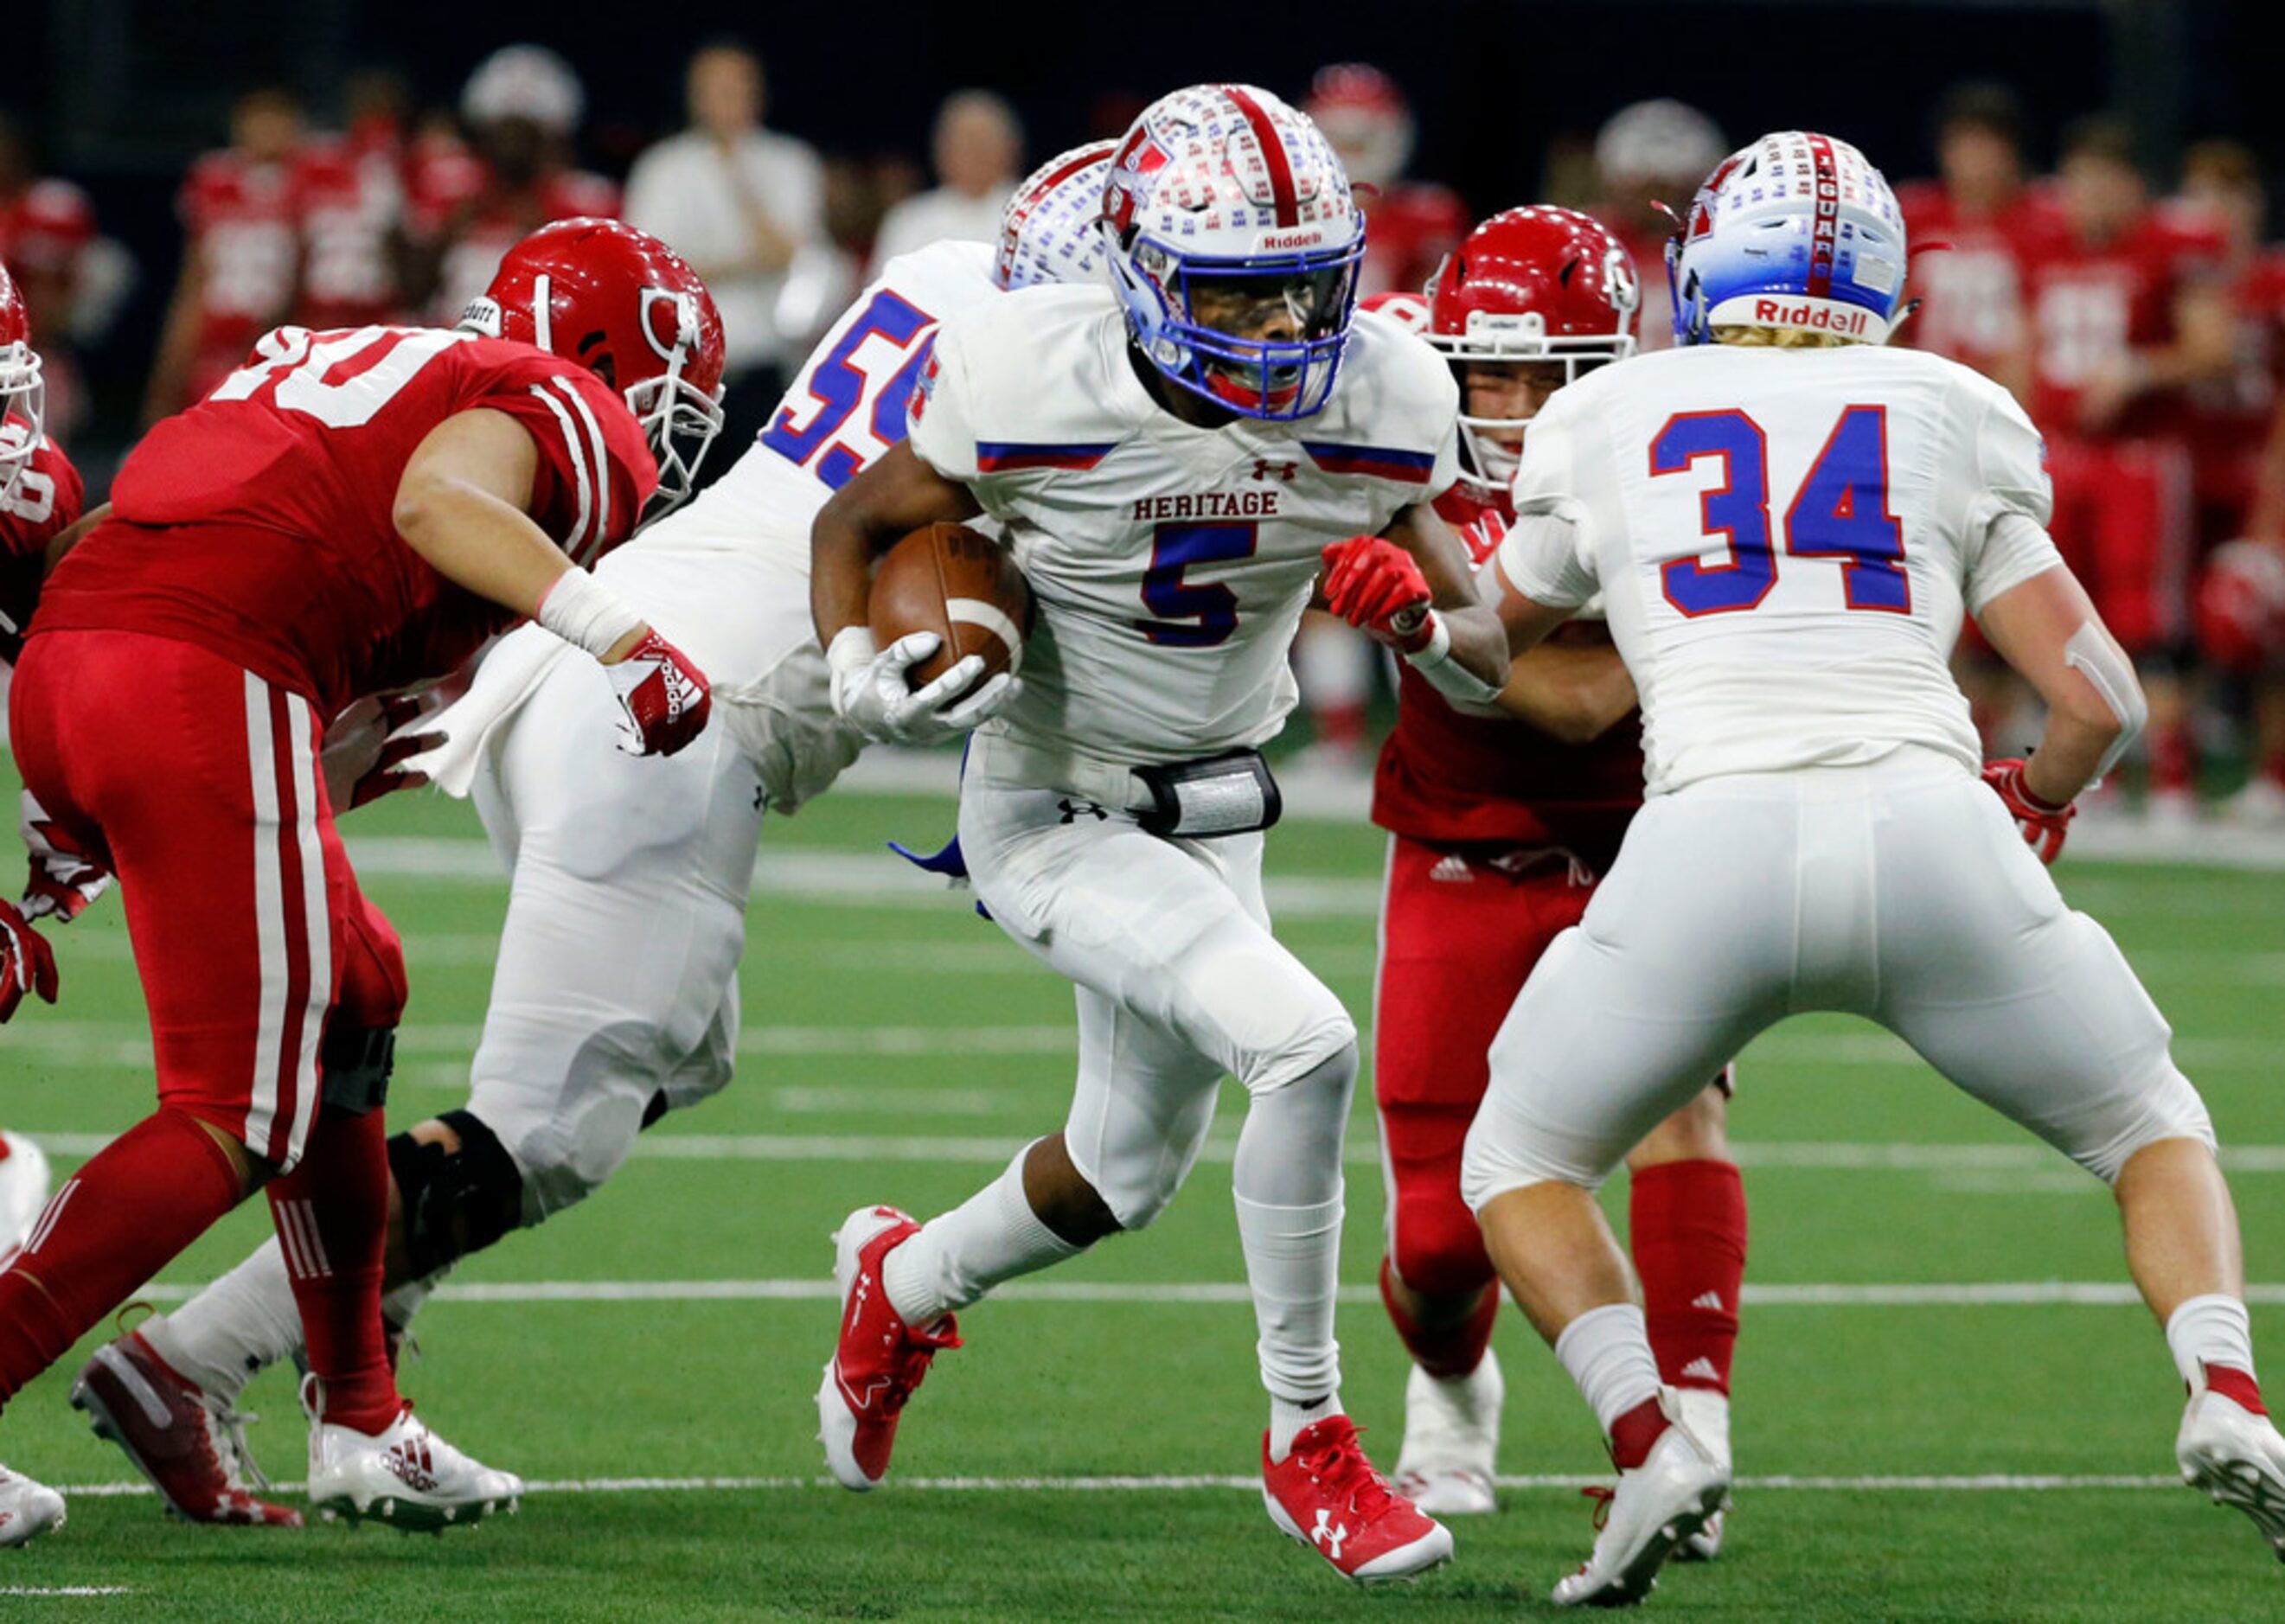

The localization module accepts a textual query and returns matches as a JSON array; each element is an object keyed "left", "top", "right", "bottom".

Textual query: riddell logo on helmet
[
  {"left": 1260, "top": 229, "right": 1325, "bottom": 250},
  {"left": 1752, "top": 298, "right": 1866, "bottom": 336}
]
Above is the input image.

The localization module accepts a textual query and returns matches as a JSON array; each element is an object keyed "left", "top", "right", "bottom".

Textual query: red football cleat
[
  {"left": 73, "top": 1329, "right": 302, "bottom": 1527},
  {"left": 816, "top": 1205, "right": 961, "bottom": 1491},
  {"left": 1263, "top": 1416, "right": 1455, "bottom": 1584}
]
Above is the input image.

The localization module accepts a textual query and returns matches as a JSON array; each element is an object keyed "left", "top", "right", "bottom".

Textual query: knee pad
[
  {"left": 387, "top": 1109, "right": 525, "bottom": 1278},
  {"left": 2073, "top": 1065, "right": 2218, "bottom": 1185}
]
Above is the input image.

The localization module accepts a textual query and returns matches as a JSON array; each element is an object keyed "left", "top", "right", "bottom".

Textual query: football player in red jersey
[
  {"left": 143, "top": 86, "right": 308, "bottom": 425},
  {"left": 0, "top": 220, "right": 724, "bottom": 1545},
  {"left": 2012, "top": 118, "right": 2235, "bottom": 818},
  {"left": 1894, "top": 84, "right": 2068, "bottom": 400},
  {"left": 1363, "top": 211, "right": 1747, "bottom": 1553},
  {"left": 0, "top": 265, "right": 86, "bottom": 1338}
]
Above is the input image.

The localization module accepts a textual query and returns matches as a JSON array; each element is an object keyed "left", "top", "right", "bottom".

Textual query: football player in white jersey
[
  {"left": 809, "top": 84, "right": 1507, "bottom": 1586},
  {"left": 72, "top": 144, "right": 1120, "bottom": 1527},
  {"left": 1459, "top": 132, "right": 2285, "bottom": 1605}
]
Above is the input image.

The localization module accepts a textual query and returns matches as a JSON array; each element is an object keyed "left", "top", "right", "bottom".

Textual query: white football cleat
[
  {"left": 1392, "top": 1353, "right": 1502, "bottom": 1516},
  {"left": 0, "top": 1462, "right": 66, "bottom": 1548},
  {"left": 2175, "top": 1373, "right": 2285, "bottom": 1561},
  {"left": 1671, "top": 1388, "right": 1731, "bottom": 1562},
  {"left": 1552, "top": 1395, "right": 1726, "bottom": 1608},
  {"left": 303, "top": 1378, "right": 523, "bottom": 1533},
  {"left": 0, "top": 1130, "right": 53, "bottom": 1261}
]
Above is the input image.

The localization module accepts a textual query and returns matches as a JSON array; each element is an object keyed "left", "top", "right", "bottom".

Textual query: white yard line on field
[
  {"left": 102, "top": 1277, "right": 2285, "bottom": 1308},
  {"left": 46, "top": 1471, "right": 2188, "bottom": 1499}
]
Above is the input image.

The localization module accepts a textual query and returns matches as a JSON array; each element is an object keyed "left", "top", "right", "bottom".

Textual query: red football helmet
[
  {"left": 0, "top": 262, "right": 44, "bottom": 503},
  {"left": 1425, "top": 206, "right": 1640, "bottom": 495},
  {"left": 466, "top": 218, "right": 726, "bottom": 515},
  {"left": 2197, "top": 540, "right": 2285, "bottom": 674},
  {"left": 1304, "top": 63, "right": 1414, "bottom": 192}
]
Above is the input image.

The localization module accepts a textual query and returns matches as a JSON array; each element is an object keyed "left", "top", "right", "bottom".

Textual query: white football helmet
[
  {"left": 995, "top": 141, "right": 1116, "bottom": 291},
  {"left": 1100, "top": 83, "right": 1365, "bottom": 420}
]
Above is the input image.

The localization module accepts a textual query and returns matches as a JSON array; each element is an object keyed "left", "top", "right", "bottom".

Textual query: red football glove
[
  {"left": 1322, "top": 536, "right": 1435, "bottom": 653},
  {"left": 19, "top": 789, "right": 111, "bottom": 924},
  {"left": 1984, "top": 758, "right": 2076, "bottom": 866},
  {"left": 0, "top": 897, "right": 58, "bottom": 1022},
  {"left": 605, "top": 630, "right": 712, "bottom": 757}
]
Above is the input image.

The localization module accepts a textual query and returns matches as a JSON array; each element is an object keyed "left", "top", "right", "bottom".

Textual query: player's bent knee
[
  {"left": 387, "top": 1109, "right": 526, "bottom": 1277},
  {"left": 1461, "top": 1097, "right": 1618, "bottom": 1213},
  {"left": 1391, "top": 1192, "right": 1496, "bottom": 1298},
  {"left": 2071, "top": 1067, "right": 2218, "bottom": 1186}
]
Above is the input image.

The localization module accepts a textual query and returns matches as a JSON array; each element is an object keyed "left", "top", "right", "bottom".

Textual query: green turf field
[{"left": 3, "top": 763, "right": 2282, "bottom": 1620}]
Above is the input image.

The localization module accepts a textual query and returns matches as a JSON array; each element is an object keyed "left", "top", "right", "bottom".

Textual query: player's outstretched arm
[
  {"left": 1319, "top": 503, "right": 1509, "bottom": 704},
  {"left": 394, "top": 408, "right": 711, "bottom": 757},
  {"left": 1976, "top": 563, "right": 2146, "bottom": 806},
  {"left": 809, "top": 440, "right": 983, "bottom": 645}
]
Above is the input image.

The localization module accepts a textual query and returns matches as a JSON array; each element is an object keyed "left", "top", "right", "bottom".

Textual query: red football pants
[
  {"left": 2044, "top": 436, "right": 2194, "bottom": 656},
  {"left": 10, "top": 629, "right": 406, "bottom": 1169}
]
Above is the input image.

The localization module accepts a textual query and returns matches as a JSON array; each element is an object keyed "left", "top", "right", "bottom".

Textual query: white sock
[
  {"left": 140, "top": 1237, "right": 303, "bottom": 1402},
  {"left": 1269, "top": 1391, "right": 1344, "bottom": 1461},
  {"left": 1236, "top": 1188, "right": 1346, "bottom": 1446},
  {"left": 883, "top": 1147, "right": 1081, "bottom": 1328},
  {"left": 1553, "top": 1303, "right": 1664, "bottom": 1436},
  {"left": 2167, "top": 1293, "right": 2258, "bottom": 1390}
]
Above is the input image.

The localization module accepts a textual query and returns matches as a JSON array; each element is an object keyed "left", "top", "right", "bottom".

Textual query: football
[{"left": 868, "top": 521, "right": 1032, "bottom": 695}]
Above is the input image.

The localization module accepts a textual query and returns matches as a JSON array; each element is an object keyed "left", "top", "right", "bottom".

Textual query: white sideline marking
[
  {"left": 0, "top": 1587, "right": 136, "bottom": 1595},
  {"left": 106, "top": 1277, "right": 2285, "bottom": 1308},
  {"left": 47, "top": 1471, "right": 2187, "bottom": 1499}
]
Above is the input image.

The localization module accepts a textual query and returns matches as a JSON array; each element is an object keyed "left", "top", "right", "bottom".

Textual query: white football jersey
[
  {"left": 907, "top": 287, "right": 1460, "bottom": 764},
  {"left": 1495, "top": 342, "right": 2063, "bottom": 796},
  {"left": 663, "top": 239, "right": 1001, "bottom": 566}
]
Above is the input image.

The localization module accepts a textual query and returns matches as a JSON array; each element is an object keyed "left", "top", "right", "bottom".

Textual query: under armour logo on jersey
[
  {"left": 1251, "top": 458, "right": 1297, "bottom": 482},
  {"left": 1312, "top": 1508, "right": 1348, "bottom": 1559},
  {"left": 1058, "top": 798, "right": 1108, "bottom": 824}
]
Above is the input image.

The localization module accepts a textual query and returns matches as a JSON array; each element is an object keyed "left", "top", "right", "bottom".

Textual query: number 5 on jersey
[{"left": 1655, "top": 405, "right": 1910, "bottom": 617}]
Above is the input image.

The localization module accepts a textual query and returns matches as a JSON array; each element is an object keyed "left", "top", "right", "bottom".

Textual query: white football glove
[{"left": 827, "top": 627, "right": 1019, "bottom": 747}]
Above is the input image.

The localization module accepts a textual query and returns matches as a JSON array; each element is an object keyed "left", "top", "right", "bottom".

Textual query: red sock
[
  {"left": 0, "top": 1108, "right": 244, "bottom": 1405},
  {"left": 267, "top": 1105, "right": 398, "bottom": 1433},
  {"left": 1379, "top": 1255, "right": 1498, "bottom": 1379},
  {"left": 1609, "top": 1395, "right": 1671, "bottom": 1470},
  {"left": 1629, "top": 1159, "right": 1747, "bottom": 1396},
  {"left": 1315, "top": 701, "right": 1367, "bottom": 752},
  {"left": 2149, "top": 723, "right": 2196, "bottom": 796},
  {"left": 2263, "top": 753, "right": 2285, "bottom": 793}
]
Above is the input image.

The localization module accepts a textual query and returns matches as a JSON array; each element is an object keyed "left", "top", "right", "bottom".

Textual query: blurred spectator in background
[
  {"left": 1591, "top": 98, "right": 1726, "bottom": 350},
  {"left": 142, "top": 86, "right": 304, "bottom": 425},
  {"left": 406, "top": 45, "right": 618, "bottom": 322},
  {"left": 626, "top": 39, "right": 824, "bottom": 451},
  {"left": 291, "top": 69, "right": 412, "bottom": 332},
  {"left": 2015, "top": 114, "right": 2234, "bottom": 819},
  {"left": 0, "top": 114, "right": 120, "bottom": 445},
  {"left": 871, "top": 90, "right": 1021, "bottom": 267},
  {"left": 1303, "top": 64, "right": 1467, "bottom": 298},
  {"left": 1896, "top": 83, "right": 2064, "bottom": 400}
]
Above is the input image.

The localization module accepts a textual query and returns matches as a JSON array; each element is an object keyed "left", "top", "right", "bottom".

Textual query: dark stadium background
[{"left": 3, "top": 0, "right": 2268, "bottom": 460}]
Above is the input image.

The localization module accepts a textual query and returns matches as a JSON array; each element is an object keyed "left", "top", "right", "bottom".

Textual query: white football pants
[{"left": 1463, "top": 745, "right": 2213, "bottom": 1205}]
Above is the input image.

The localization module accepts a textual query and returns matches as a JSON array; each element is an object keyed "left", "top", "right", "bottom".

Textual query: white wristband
[
  {"left": 536, "top": 567, "right": 644, "bottom": 661},
  {"left": 1403, "top": 611, "right": 1503, "bottom": 705}
]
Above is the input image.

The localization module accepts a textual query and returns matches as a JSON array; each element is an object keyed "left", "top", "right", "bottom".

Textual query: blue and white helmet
[
  {"left": 1667, "top": 131, "right": 1908, "bottom": 346},
  {"left": 995, "top": 141, "right": 1117, "bottom": 291},
  {"left": 1099, "top": 83, "right": 1366, "bottom": 420}
]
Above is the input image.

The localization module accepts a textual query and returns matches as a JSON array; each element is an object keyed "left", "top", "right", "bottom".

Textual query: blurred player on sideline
[
  {"left": 1463, "top": 131, "right": 2285, "bottom": 1605},
  {"left": 0, "top": 219, "right": 723, "bottom": 1544},
  {"left": 80, "top": 145, "right": 1118, "bottom": 1528},
  {"left": 1362, "top": 212, "right": 1745, "bottom": 1556},
  {"left": 811, "top": 84, "right": 1507, "bottom": 1586},
  {"left": 1591, "top": 99, "right": 1726, "bottom": 355}
]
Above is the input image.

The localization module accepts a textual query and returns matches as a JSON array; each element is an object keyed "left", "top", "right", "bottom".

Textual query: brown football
[{"left": 868, "top": 522, "right": 1032, "bottom": 695}]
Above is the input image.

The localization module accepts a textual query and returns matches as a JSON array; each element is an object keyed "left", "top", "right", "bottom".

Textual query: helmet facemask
[
  {"left": 625, "top": 286, "right": 726, "bottom": 517},
  {"left": 1431, "top": 324, "right": 1635, "bottom": 496},
  {"left": 0, "top": 341, "right": 44, "bottom": 504},
  {"left": 1110, "top": 225, "right": 1362, "bottom": 422}
]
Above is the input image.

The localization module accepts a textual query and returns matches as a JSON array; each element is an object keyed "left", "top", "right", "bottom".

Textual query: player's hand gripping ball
[{"left": 842, "top": 522, "right": 1029, "bottom": 745}]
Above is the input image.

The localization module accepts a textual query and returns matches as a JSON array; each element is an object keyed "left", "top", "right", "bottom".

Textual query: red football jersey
[
  {"left": 1895, "top": 180, "right": 2070, "bottom": 376},
  {"left": 293, "top": 133, "right": 407, "bottom": 331},
  {"left": 1357, "top": 182, "right": 1470, "bottom": 299},
  {"left": 407, "top": 146, "right": 621, "bottom": 323},
  {"left": 35, "top": 326, "right": 656, "bottom": 715},
  {"left": 1370, "top": 484, "right": 1644, "bottom": 860},
  {"left": 178, "top": 151, "right": 303, "bottom": 402},
  {"left": 2024, "top": 210, "right": 2224, "bottom": 438},
  {"left": 2184, "top": 247, "right": 2285, "bottom": 525},
  {"left": 0, "top": 433, "right": 86, "bottom": 665}
]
